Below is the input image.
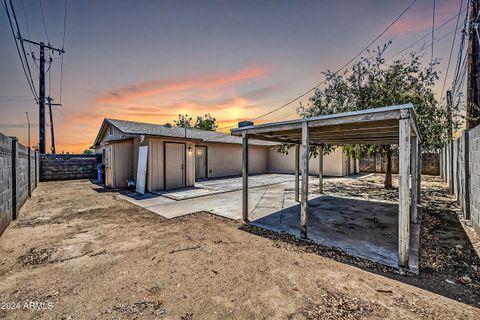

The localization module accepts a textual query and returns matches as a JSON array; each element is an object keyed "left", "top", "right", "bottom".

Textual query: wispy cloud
[
  {"left": 388, "top": 0, "right": 459, "bottom": 35},
  {"left": 96, "top": 65, "right": 269, "bottom": 104},
  {"left": 66, "top": 65, "right": 276, "bottom": 144}
]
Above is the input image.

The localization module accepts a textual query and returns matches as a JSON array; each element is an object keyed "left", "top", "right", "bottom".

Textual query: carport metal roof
[
  {"left": 231, "top": 103, "right": 422, "bottom": 270},
  {"left": 231, "top": 103, "right": 421, "bottom": 145}
]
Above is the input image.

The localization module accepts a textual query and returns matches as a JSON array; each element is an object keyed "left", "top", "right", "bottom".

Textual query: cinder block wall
[
  {"left": 442, "top": 124, "right": 480, "bottom": 236},
  {"left": 0, "top": 134, "right": 13, "bottom": 236},
  {"left": 470, "top": 125, "right": 480, "bottom": 235},
  {"left": 0, "top": 132, "right": 38, "bottom": 237},
  {"left": 359, "top": 153, "right": 439, "bottom": 175},
  {"left": 40, "top": 154, "right": 98, "bottom": 181}
]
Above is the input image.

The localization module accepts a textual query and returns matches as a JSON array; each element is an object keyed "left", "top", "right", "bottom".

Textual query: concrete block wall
[
  {"left": 0, "top": 134, "right": 13, "bottom": 236},
  {"left": 40, "top": 154, "right": 98, "bottom": 181},
  {"left": 470, "top": 125, "right": 480, "bottom": 235},
  {"left": 359, "top": 153, "right": 439, "bottom": 175},
  {"left": 443, "top": 124, "right": 480, "bottom": 236},
  {"left": 0, "top": 132, "right": 38, "bottom": 237}
]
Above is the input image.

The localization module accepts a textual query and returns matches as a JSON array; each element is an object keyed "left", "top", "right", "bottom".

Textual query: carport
[{"left": 231, "top": 104, "right": 421, "bottom": 269}]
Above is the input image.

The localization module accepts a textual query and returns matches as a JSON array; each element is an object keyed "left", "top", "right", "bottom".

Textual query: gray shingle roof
[{"left": 105, "top": 118, "right": 274, "bottom": 146}]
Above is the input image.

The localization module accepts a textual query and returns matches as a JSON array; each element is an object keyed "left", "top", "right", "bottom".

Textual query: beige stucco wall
[
  {"left": 147, "top": 137, "right": 195, "bottom": 192},
  {"left": 268, "top": 146, "right": 346, "bottom": 176},
  {"left": 202, "top": 143, "right": 268, "bottom": 178}
]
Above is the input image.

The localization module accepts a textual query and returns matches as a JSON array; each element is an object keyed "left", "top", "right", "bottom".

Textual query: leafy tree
[
  {"left": 195, "top": 113, "right": 218, "bottom": 131},
  {"left": 296, "top": 43, "right": 456, "bottom": 188},
  {"left": 174, "top": 113, "right": 218, "bottom": 131},
  {"left": 173, "top": 114, "right": 193, "bottom": 128},
  {"left": 83, "top": 149, "right": 93, "bottom": 155}
]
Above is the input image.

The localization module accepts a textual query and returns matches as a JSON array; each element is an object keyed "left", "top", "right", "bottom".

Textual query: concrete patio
[
  {"left": 118, "top": 173, "right": 421, "bottom": 271},
  {"left": 250, "top": 194, "right": 420, "bottom": 272}
]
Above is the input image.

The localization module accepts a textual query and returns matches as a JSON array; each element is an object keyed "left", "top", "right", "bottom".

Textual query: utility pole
[
  {"left": 47, "top": 96, "right": 62, "bottom": 154},
  {"left": 467, "top": 0, "right": 480, "bottom": 128},
  {"left": 25, "top": 111, "right": 30, "bottom": 149},
  {"left": 17, "top": 37, "right": 65, "bottom": 154},
  {"left": 25, "top": 111, "right": 31, "bottom": 197},
  {"left": 446, "top": 90, "right": 454, "bottom": 138},
  {"left": 446, "top": 90, "right": 454, "bottom": 193}
]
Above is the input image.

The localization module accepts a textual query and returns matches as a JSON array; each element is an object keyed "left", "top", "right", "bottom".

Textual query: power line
[
  {"left": 268, "top": 24, "right": 464, "bottom": 123},
  {"left": 0, "top": 123, "right": 39, "bottom": 128},
  {"left": 38, "top": 0, "right": 50, "bottom": 43},
  {"left": 451, "top": 2, "right": 470, "bottom": 97},
  {"left": 2, "top": 0, "right": 38, "bottom": 101},
  {"left": 60, "top": 0, "right": 68, "bottom": 103},
  {"left": 19, "top": 0, "right": 32, "bottom": 53},
  {"left": 8, "top": 0, "right": 37, "bottom": 98},
  {"left": 214, "top": 0, "right": 418, "bottom": 131},
  {"left": 431, "top": 0, "right": 436, "bottom": 64},
  {"left": 440, "top": 0, "right": 464, "bottom": 98},
  {"left": 386, "top": 8, "right": 467, "bottom": 61}
]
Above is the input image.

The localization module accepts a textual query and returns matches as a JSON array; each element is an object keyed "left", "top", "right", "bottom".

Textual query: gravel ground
[{"left": 0, "top": 175, "right": 478, "bottom": 319}]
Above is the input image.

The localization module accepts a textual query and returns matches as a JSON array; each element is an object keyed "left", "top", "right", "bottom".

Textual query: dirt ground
[{"left": 0, "top": 175, "right": 479, "bottom": 319}]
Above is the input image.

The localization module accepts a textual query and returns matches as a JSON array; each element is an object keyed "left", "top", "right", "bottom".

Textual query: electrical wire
[
  {"left": 212, "top": 0, "right": 419, "bottom": 132},
  {"left": 38, "top": 0, "right": 50, "bottom": 44},
  {"left": 385, "top": 8, "right": 467, "bottom": 61},
  {"left": 451, "top": 3, "right": 469, "bottom": 97},
  {"left": 431, "top": 0, "right": 436, "bottom": 64},
  {"left": 2, "top": 0, "right": 38, "bottom": 101},
  {"left": 440, "top": 0, "right": 464, "bottom": 98},
  {"left": 59, "top": 0, "right": 68, "bottom": 103}
]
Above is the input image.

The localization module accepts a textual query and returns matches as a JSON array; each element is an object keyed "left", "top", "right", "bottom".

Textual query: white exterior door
[
  {"left": 165, "top": 143, "right": 186, "bottom": 189},
  {"left": 195, "top": 146, "right": 207, "bottom": 180},
  {"left": 136, "top": 145, "right": 148, "bottom": 194}
]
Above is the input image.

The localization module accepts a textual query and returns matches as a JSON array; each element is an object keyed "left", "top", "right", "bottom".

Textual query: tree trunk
[{"left": 385, "top": 147, "right": 393, "bottom": 189}]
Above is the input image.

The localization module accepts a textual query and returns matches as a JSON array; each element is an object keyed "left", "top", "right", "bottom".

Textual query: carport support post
[
  {"left": 295, "top": 144, "right": 300, "bottom": 202},
  {"left": 318, "top": 144, "right": 324, "bottom": 194},
  {"left": 300, "top": 122, "right": 309, "bottom": 238},
  {"left": 398, "top": 118, "right": 411, "bottom": 268},
  {"left": 417, "top": 143, "right": 422, "bottom": 205},
  {"left": 410, "top": 135, "right": 418, "bottom": 224},
  {"left": 242, "top": 132, "right": 249, "bottom": 222}
]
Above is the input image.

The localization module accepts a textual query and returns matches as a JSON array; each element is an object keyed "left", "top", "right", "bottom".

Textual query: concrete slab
[
  {"left": 250, "top": 194, "right": 421, "bottom": 272},
  {"left": 158, "top": 174, "right": 296, "bottom": 200},
  {"left": 117, "top": 173, "right": 420, "bottom": 271}
]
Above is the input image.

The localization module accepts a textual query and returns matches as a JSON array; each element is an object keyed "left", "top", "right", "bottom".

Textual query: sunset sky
[{"left": 0, "top": 0, "right": 465, "bottom": 153}]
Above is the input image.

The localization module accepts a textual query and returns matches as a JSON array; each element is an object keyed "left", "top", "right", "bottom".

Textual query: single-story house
[{"left": 92, "top": 119, "right": 357, "bottom": 191}]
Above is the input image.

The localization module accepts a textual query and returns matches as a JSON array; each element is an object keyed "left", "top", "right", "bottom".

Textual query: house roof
[{"left": 93, "top": 118, "right": 275, "bottom": 146}]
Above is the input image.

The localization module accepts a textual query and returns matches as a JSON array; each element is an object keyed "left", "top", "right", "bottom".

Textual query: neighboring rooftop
[{"left": 94, "top": 118, "right": 275, "bottom": 146}]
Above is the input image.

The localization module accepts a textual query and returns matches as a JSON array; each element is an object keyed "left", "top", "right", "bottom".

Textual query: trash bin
[{"left": 97, "top": 163, "right": 105, "bottom": 183}]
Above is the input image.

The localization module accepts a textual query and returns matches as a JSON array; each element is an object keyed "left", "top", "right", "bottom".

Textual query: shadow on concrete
[
  {"left": 241, "top": 176, "right": 480, "bottom": 306},
  {"left": 248, "top": 195, "right": 420, "bottom": 272}
]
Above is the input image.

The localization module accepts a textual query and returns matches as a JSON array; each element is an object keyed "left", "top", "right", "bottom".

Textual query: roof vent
[
  {"left": 163, "top": 123, "right": 172, "bottom": 128},
  {"left": 238, "top": 121, "right": 254, "bottom": 128}
]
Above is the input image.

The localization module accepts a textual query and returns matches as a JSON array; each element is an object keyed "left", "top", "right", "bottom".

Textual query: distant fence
[
  {"left": 441, "top": 124, "right": 480, "bottom": 236},
  {"left": 40, "top": 154, "right": 100, "bottom": 181},
  {"left": 0, "top": 132, "right": 39, "bottom": 237},
  {"left": 359, "top": 153, "right": 439, "bottom": 176}
]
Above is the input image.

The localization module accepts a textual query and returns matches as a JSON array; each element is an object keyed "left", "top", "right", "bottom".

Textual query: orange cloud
[
  {"left": 62, "top": 65, "right": 277, "bottom": 153},
  {"left": 96, "top": 65, "right": 269, "bottom": 104}
]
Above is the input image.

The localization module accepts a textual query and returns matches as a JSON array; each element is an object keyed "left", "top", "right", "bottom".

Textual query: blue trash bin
[{"left": 97, "top": 163, "right": 104, "bottom": 183}]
